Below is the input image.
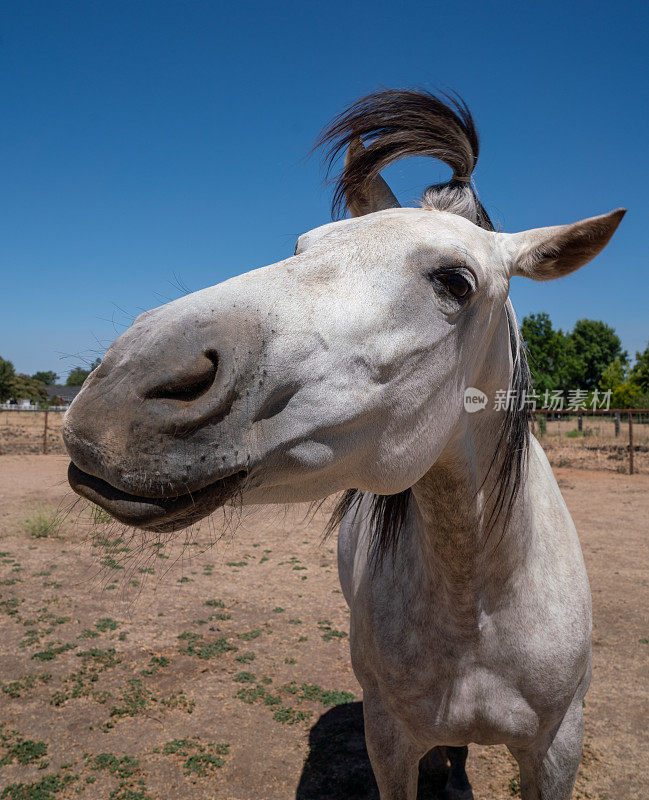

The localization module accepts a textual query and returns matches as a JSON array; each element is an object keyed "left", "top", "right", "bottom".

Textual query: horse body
[
  {"left": 339, "top": 435, "right": 591, "bottom": 759},
  {"left": 337, "top": 309, "right": 592, "bottom": 795},
  {"left": 63, "top": 89, "right": 623, "bottom": 798}
]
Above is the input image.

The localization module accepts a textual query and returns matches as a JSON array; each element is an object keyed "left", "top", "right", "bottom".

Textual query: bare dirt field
[{"left": 0, "top": 455, "right": 647, "bottom": 799}]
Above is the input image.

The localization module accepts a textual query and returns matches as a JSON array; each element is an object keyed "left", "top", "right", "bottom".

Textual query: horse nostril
[{"left": 144, "top": 350, "right": 219, "bottom": 402}]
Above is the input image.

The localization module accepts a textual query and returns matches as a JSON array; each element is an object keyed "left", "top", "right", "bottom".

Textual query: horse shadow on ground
[{"left": 296, "top": 702, "right": 449, "bottom": 799}]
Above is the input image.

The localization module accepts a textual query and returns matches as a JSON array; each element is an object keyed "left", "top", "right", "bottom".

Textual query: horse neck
[{"left": 409, "top": 308, "right": 530, "bottom": 620}]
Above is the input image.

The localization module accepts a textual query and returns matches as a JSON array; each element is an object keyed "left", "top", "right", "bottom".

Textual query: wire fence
[
  {"left": 533, "top": 409, "right": 648, "bottom": 474},
  {"left": 1, "top": 407, "right": 647, "bottom": 474},
  {"left": 0, "top": 407, "right": 67, "bottom": 456}
]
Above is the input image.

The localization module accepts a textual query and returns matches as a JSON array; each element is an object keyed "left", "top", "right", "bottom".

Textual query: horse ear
[
  {"left": 345, "top": 137, "right": 400, "bottom": 217},
  {"left": 505, "top": 208, "right": 626, "bottom": 281}
]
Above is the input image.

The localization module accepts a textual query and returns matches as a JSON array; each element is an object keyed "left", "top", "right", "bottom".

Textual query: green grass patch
[
  {"left": 50, "top": 648, "right": 121, "bottom": 706},
  {"left": 95, "top": 617, "right": 120, "bottom": 632},
  {"left": 90, "top": 505, "right": 114, "bottom": 524},
  {"left": 141, "top": 655, "right": 170, "bottom": 675},
  {"left": 100, "top": 555, "right": 123, "bottom": 570},
  {"left": 0, "top": 597, "right": 22, "bottom": 617},
  {"left": 0, "top": 773, "right": 75, "bottom": 800},
  {"left": 91, "top": 753, "right": 139, "bottom": 779},
  {"left": 22, "top": 506, "right": 61, "bottom": 539},
  {"left": 160, "top": 690, "right": 194, "bottom": 713},
  {"left": 31, "top": 642, "right": 75, "bottom": 662},
  {"left": 235, "top": 651, "right": 255, "bottom": 663},
  {"left": 178, "top": 632, "right": 237, "bottom": 659},
  {"left": 283, "top": 681, "right": 355, "bottom": 707},
  {"left": 109, "top": 679, "right": 153, "bottom": 720},
  {"left": 238, "top": 629, "right": 262, "bottom": 641},
  {"left": 91, "top": 534, "right": 130, "bottom": 554},
  {"left": 77, "top": 628, "right": 100, "bottom": 640},
  {"left": 564, "top": 428, "right": 592, "bottom": 438},
  {"left": 272, "top": 706, "right": 311, "bottom": 725},
  {"left": 159, "top": 738, "right": 229, "bottom": 776},
  {"left": 2, "top": 673, "right": 51, "bottom": 699},
  {"left": 318, "top": 620, "right": 348, "bottom": 641},
  {"left": 233, "top": 671, "right": 256, "bottom": 683},
  {"left": 77, "top": 647, "right": 121, "bottom": 667},
  {"left": 235, "top": 683, "right": 280, "bottom": 706},
  {"left": 0, "top": 729, "right": 48, "bottom": 767}
]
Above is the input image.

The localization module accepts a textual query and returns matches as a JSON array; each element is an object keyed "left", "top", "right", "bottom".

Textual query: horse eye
[{"left": 439, "top": 273, "right": 471, "bottom": 298}]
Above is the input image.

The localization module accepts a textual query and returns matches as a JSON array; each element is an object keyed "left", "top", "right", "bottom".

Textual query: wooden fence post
[
  {"left": 628, "top": 411, "right": 634, "bottom": 475},
  {"left": 614, "top": 412, "right": 620, "bottom": 437},
  {"left": 42, "top": 410, "right": 48, "bottom": 455}
]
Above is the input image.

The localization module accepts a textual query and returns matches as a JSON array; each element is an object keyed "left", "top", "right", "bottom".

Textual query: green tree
[
  {"left": 8, "top": 374, "right": 48, "bottom": 403},
  {"left": 0, "top": 356, "right": 16, "bottom": 401},
  {"left": 66, "top": 358, "right": 101, "bottom": 386},
  {"left": 611, "top": 381, "right": 644, "bottom": 409},
  {"left": 598, "top": 357, "right": 649, "bottom": 408},
  {"left": 32, "top": 370, "right": 59, "bottom": 385},
  {"left": 599, "top": 357, "right": 627, "bottom": 391},
  {"left": 631, "top": 343, "right": 649, "bottom": 392},
  {"left": 521, "top": 313, "right": 581, "bottom": 393},
  {"left": 568, "top": 319, "right": 626, "bottom": 391}
]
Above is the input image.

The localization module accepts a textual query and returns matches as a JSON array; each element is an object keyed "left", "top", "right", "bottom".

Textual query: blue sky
[{"left": 1, "top": 0, "right": 647, "bottom": 379}]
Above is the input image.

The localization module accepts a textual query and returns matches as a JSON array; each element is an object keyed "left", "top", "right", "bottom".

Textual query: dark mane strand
[
  {"left": 321, "top": 88, "right": 531, "bottom": 565},
  {"left": 481, "top": 302, "right": 532, "bottom": 537},
  {"left": 315, "top": 88, "right": 494, "bottom": 228}
]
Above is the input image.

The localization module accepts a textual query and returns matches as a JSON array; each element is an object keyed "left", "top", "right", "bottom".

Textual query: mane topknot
[{"left": 316, "top": 88, "right": 494, "bottom": 229}]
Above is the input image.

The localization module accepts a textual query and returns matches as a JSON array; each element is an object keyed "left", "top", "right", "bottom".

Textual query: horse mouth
[{"left": 68, "top": 462, "right": 247, "bottom": 533}]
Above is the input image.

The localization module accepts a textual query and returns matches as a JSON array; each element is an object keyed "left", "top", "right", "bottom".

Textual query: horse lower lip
[{"left": 67, "top": 462, "right": 246, "bottom": 531}]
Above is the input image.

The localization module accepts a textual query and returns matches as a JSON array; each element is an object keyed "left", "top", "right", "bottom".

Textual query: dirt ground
[{"left": 0, "top": 455, "right": 647, "bottom": 800}]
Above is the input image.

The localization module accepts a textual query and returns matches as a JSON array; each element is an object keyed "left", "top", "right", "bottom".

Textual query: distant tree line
[
  {"left": 0, "top": 358, "right": 101, "bottom": 404},
  {"left": 521, "top": 314, "right": 649, "bottom": 408}
]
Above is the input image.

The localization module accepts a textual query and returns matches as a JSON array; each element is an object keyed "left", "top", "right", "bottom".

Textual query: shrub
[{"left": 22, "top": 506, "right": 61, "bottom": 539}]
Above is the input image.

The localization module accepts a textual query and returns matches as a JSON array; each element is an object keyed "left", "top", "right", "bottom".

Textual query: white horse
[{"left": 64, "top": 89, "right": 624, "bottom": 799}]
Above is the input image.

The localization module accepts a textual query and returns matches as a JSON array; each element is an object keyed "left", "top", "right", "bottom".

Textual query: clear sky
[{"left": 1, "top": 0, "right": 647, "bottom": 380}]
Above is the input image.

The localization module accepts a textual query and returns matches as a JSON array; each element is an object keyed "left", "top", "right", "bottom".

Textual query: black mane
[{"left": 316, "top": 88, "right": 494, "bottom": 228}]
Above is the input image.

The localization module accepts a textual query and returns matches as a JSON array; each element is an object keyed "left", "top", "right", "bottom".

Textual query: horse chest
[{"left": 349, "top": 597, "right": 546, "bottom": 746}]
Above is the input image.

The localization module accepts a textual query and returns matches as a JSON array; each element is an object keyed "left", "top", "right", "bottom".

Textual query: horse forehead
[{"left": 300, "top": 208, "right": 498, "bottom": 266}]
